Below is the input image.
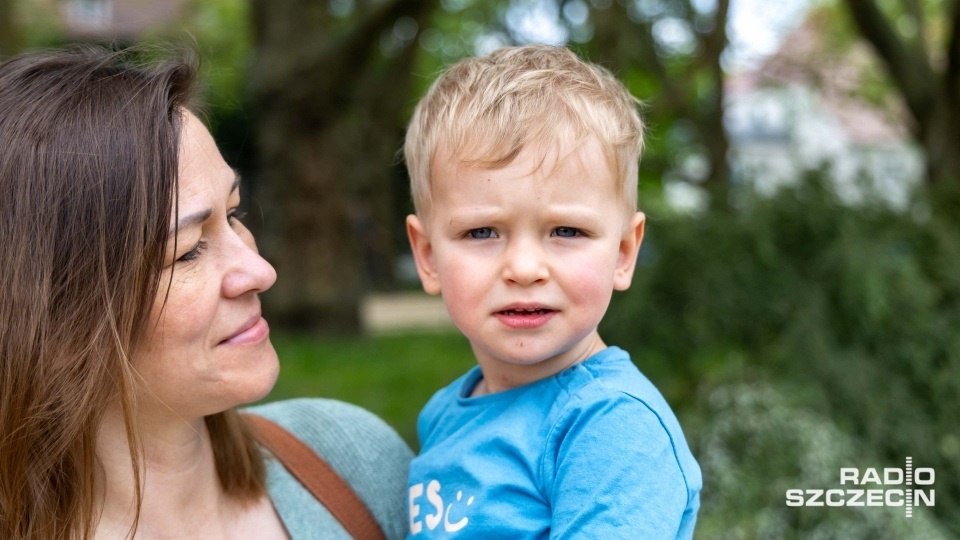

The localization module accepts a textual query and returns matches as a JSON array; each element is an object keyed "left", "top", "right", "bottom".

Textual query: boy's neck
[{"left": 470, "top": 333, "right": 607, "bottom": 396}]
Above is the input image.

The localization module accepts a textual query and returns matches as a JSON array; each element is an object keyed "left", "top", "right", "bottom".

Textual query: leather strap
[{"left": 244, "top": 413, "right": 386, "bottom": 540}]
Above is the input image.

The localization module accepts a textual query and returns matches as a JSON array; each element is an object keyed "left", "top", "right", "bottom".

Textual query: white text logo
[{"left": 785, "top": 457, "right": 934, "bottom": 517}]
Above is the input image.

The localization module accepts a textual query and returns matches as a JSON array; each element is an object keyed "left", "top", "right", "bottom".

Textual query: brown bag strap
[{"left": 244, "top": 413, "right": 386, "bottom": 540}]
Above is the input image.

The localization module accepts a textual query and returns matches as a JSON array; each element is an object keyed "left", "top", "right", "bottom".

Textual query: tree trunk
[
  {"left": 250, "top": 0, "right": 436, "bottom": 333},
  {"left": 844, "top": 0, "right": 960, "bottom": 194},
  {"left": 701, "top": 0, "right": 731, "bottom": 192},
  {"left": 0, "top": 0, "right": 18, "bottom": 58},
  {"left": 923, "top": 97, "right": 960, "bottom": 185},
  {"left": 922, "top": 92, "right": 960, "bottom": 211}
]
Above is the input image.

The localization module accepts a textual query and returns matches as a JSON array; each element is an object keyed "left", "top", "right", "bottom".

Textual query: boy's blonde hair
[{"left": 404, "top": 44, "right": 644, "bottom": 216}]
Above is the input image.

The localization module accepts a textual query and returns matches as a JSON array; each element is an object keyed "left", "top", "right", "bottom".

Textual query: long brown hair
[{"left": 0, "top": 45, "right": 265, "bottom": 539}]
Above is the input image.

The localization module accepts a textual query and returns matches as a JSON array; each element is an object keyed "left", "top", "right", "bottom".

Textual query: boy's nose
[{"left": 501, "top": 237, "right": 548, "bottom": 286}]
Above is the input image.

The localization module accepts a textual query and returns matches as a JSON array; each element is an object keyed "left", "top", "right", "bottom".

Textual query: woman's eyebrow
[
  {"left": 169, "top": 208, "right": 213, "bottom": 237},
  {"left": 168, "top": 171, "right": 242, "bottom": 237}
]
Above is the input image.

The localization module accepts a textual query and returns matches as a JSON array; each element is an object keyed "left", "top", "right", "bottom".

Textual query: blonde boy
[{"left": 404, "top": 45, "right": 701, "bottom": 539}]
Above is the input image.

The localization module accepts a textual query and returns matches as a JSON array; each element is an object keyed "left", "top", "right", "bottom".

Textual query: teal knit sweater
[{"left": 246, "top": 398, "right": 413, "bottom": 539}]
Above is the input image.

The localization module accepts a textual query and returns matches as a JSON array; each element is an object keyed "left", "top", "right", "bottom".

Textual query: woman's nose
[{"left": 221, "top": 234, "right": 277, "bottom": 298}]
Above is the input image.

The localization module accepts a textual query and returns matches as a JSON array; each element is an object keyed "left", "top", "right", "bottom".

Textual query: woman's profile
[{"left": 0, "top": 45, "right": 411, "bottom": 539}]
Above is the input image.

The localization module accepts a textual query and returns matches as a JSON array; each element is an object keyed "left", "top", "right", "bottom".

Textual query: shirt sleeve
[{"left": 543, "top": 393, "right": 691, "bottom": 539}]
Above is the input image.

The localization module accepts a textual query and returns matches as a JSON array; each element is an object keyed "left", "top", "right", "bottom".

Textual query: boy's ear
[
  {"left": 613, "top": 212, "right": 645, "bottom": 291},
  {"left": 406, "top": 214, "right": 442, "bottom": 295}
]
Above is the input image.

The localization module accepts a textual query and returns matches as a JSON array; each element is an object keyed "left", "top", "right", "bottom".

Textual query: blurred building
[{"left": 724, "top": 15, "right": 924, "bottom": 210}]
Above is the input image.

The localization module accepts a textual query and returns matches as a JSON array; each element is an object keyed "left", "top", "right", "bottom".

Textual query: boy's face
[{"left": 407, "top": 140, "right": 645, "bottom": 392}]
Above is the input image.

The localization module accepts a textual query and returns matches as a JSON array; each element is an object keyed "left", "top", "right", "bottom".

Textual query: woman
[{"left": 0, "top": 45, "right": 411, "bottom": 539}]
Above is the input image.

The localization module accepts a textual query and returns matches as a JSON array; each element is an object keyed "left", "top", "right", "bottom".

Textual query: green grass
[{"left": 259, "top": 330, "right": 476, "bottom": 448}]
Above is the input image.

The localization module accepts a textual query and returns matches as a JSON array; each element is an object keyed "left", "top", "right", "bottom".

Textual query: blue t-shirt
[{"left": 406, "top": 346, "right": 701, "bottom": 539}]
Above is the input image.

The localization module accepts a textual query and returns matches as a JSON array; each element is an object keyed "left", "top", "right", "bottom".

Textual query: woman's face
[{"left": 134, "top": 112, "right": 279, "bottom": 419}]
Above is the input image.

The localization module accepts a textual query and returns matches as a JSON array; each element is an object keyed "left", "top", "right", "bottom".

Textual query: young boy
[{"left": 403, "top": 45, "right": 701, "bottom": 539}]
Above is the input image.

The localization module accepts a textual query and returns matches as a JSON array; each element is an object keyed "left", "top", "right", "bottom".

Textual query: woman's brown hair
[{"left": 0, "top": 45, "right": 265, "bottom": 539}]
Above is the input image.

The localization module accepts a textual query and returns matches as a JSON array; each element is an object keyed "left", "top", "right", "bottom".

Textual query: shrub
[
  {"left": 695, "top": 382, "right": 950, "bottom": 539},
  {"left": 602, "top": 177, "right": 960, "bottom": 533}
]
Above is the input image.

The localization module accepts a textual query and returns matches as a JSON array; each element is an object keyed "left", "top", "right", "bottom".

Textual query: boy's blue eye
[
  {"left": 468, "top": 227, "right": 495, "bottom": 239},
  {"left": 552, "top": 227, "right": 580, "bottom": 238}
]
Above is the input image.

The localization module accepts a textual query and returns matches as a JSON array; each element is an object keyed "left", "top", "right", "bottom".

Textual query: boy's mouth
[
  {"left": 499, "top": 307, "right": 554, "bottom": 316},
  {"left": 494, "top": 305, "right": 557, "bottom": 329}
]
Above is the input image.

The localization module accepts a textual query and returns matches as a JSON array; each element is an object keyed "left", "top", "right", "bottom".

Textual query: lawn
[{"left": 260, "top": 330, "right": 476, "bottom": 448}]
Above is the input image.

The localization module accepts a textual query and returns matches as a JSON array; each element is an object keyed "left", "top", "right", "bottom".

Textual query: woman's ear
[
  {"left": 613, "top": 212, "right": 645, "bottom": 291},
  {"left": 406, "top": 214, "right": 441, "bottom": 295}
]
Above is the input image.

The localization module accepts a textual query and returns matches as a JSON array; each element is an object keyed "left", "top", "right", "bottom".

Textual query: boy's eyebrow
[
  {"left": 445, "top": 205, "right": 606, "bottom": 225},
  {"left": 541, "top": 205, "right": 606, "bottom": 218},
  {"left": 446, "top": 207, "right": 506, "bottom": 223},
  {"left": 168, "top": 171, "right": 242, "bottom": 237}
]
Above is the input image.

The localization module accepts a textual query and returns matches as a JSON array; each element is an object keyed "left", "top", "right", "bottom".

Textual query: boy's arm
[{"left": 545, "top": 394, "right": 694, "bottom": 540}]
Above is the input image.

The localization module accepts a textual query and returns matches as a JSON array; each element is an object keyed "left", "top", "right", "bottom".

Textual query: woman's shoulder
[
  {"left": 247, "top": 398, "right": 406, "bottom": 450},
  {"left": 244, "top": 398, "right": 413, "bottom": 539}
]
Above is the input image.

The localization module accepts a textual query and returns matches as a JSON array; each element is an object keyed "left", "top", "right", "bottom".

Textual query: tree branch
[
  {"left": 900, "top": 0, "right": 932, "bottom": 65},
  {"left": 253, "top": 0, "right": 435, "bottom": 114},
  {"left": 698, "top": 0, "right": 729, "bottom": 72},
  {"left": 319, "top": 0, "right": 436, "bottom": 110},
  {"left": 635, "top": 23, "right": 689, "bottom": 116},
  {"left": 945, "top": 0, "right": 960, "bottom": 104},
  {"left": 843, "top": 0, "right": 937, "bottom": 127}
]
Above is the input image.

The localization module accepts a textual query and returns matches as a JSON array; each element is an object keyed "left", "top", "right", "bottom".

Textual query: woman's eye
[
  {"left": 467, "top": 227, "right": 496, "bottom": 239},
  {"left": 228, "top": 208, "right": 247, "bottom": 225},
  {"left": 552, "top": 226, "right": 581, "bottom": 238},
  {"left": 176, "top": 240, "right": 207, "bottom": 263}
]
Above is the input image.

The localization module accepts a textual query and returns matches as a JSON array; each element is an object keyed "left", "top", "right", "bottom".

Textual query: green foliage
[
  {"left": 183, "top": 0, "right": 253, "bottom": 117},
  {"left": 602, "top": 177, "right": 960, "bottom": 533},
  {"left": 695, "top": 381, "right": 951, "bottom": 538},
  {"left": 8, "top": 1, "right": 66, "bottom": 51},
  {"left": 140, "top": 0, "right": 253, "bottom": 121},
  {"left": 263, "top": 331, "right": 475, "bottom": 447}
]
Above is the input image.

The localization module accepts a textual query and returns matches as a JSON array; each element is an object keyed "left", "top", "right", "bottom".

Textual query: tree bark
[
  {"left": 700, "top": 0, "right": 731, "bottom": 191},
  {"left": 251, "top": 0, "right": 436, "bottom": 333},
  {"left": 844, "top": 0, "right": 960, "bottom": 187}
]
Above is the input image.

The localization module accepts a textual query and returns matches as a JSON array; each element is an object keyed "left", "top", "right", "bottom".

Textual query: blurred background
[{"left": 3, "top": 0, "right": 959, "bottom": 536}]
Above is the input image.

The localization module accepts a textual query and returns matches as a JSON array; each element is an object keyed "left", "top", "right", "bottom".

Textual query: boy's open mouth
[
  {"left": 498, "top": 308, "right": 555, "bottom": 316},
  {"left": 494, "top": 306, "right": 558, "bottom": 329}
]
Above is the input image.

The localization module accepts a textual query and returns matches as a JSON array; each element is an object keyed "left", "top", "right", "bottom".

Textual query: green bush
[
  {"left": 695, "top": 381, "right": 950, "bottom": 539},
  {"left": 602, "top": 178, "right": 960, "bottom": 534}
]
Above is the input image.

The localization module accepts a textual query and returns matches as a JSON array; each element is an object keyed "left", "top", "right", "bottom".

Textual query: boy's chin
[{"left": 476, "top": 341, "right": 576, "bottom": 368}]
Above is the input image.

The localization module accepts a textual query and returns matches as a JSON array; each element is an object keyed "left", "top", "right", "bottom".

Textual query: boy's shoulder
[
  {"left": 561, "top": 346, "right": 680, "bottom": 421},
  {"left": 411, "top": 348, "right": 701, "bottom": 538},
  {"left": 415, "top": 366, "right": 480, "bottom": 443},
  {"left": 547, "top": 346, "right": 702, "bottom": 496},
  {"left": 550, "top": 346, "right": 672, "bottom": 415},
  {"left": 417, "top": 347, "right": 701, "bottom": 498}
]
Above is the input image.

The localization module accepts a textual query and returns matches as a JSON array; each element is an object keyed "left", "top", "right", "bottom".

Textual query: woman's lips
[
  {"left": 220, "top": 315, "right": 269, "bottom": 346},
  {"left": 494, "top": 307, "right": 557, "bottom": 329}
]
